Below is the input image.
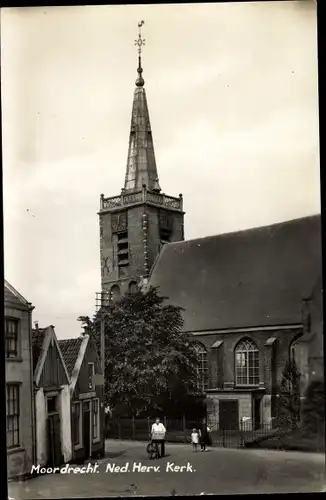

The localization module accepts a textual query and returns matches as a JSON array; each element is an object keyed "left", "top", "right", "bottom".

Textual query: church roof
[
  {"left": 149, "top": 215, "right": 322, "bottom": 332},
  {"left": 123, "top": 42, "right": 161, "bottom": 192}
]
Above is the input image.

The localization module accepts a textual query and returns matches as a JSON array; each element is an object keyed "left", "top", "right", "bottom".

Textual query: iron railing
[
  {"left": 104, "top": 417, "right": 279, "bottom": 449},
  {"left": 100, "top": 188, "right": 183, "bottom": 212}
]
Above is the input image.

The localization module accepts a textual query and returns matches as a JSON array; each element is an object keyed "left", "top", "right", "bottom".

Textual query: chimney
[{"left": 34, "top": 321, "right": 39, "bottom": 330}]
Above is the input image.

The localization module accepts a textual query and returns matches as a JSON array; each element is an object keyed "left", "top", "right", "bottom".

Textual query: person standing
[
  {"left": 151, "top": 417, "right": 166, "bottom": 457},
  {"left": 199, "top": 418, "right": 211, "bottom": 452}
]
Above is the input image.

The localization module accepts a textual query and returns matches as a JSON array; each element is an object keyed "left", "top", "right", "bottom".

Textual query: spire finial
[{"left": 134, "top": 20, "right": 145, "bottom": 87}]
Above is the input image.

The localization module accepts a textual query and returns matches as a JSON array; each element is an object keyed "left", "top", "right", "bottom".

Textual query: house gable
[
  {"left": 4, "top": 280, "right": 34, "bottom": 312},
  {"left": 34, "top": 326, "right": 70, "bottom": 388},
  {"left": 74, "top": 338, "right": 102, "bottom": 398}
]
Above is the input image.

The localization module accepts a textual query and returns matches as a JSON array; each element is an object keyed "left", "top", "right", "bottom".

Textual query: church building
[{"left": 98, "top": 24, "right": 323, "bottom": 430}]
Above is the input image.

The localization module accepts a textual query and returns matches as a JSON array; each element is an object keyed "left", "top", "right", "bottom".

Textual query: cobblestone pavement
[{"left": 8, "top": 439, "right": 325, "bottom": 498}]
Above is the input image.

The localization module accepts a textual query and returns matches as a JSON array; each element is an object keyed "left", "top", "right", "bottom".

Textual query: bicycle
[{"left": 146, "top": 439, "right": 160, "bottom": 460}]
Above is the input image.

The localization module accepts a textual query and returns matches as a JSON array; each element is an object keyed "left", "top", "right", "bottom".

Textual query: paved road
[{"left": 8, "top": 439, "right": 325, "bottom": 498}]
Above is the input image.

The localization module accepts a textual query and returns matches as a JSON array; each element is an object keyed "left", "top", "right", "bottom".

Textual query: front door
[
  {"left": 254, "top": 398, "right": 261, "bottom": 430},
  {"left": 219, "top": 400, "right": 239, "bottom": 430},
  {"left": 47, "top": 413, "right": 63, "bottom": 467},
  {"left": 83, "top": 401, "right": 91, "bottom": 459}
]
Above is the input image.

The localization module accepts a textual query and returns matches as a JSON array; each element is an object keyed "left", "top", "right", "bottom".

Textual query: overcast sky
[{"left": 2, "top": 1, "right": 320, "bottom": 339}]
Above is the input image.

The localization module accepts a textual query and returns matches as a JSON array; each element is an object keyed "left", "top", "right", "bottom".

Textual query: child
[{"left": 191, "top": 428, "right": 199, "bottom": 451}]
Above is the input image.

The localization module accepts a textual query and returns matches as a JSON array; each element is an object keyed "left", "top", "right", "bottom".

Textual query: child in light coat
[{"left": 191, "top": 428, "right": 199, "bottom": 451}]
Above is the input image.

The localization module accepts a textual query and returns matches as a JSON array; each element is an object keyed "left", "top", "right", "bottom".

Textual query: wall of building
[
  {"left": 60, "top": 386, "right": 72, "bottom": 463},
  {"left": 100, "top": 202, "right": 184, "bottom": 294},
  {"left": 206, "top": 392, "right": 253, "bottom": 430},
  {"left": 72, "top": 342, "right": 104, "bottom": 460},
  {"left": 146, "top": 205, "right": 184, "bottom": 273},
  {"left": 308, "top": 278, "right": 323, "bottom": 381},
  {"left": 261, "top": 394, "right": 272, "bottom": 424},
  {"left": 5, "top": 305, "right": 34, "bottom": 479},
  {"left": 193, "top": 327, "right": 301, "bottom": 394},
  {"left": 35, "top": 388, "right": 47, "bottom": 466}
]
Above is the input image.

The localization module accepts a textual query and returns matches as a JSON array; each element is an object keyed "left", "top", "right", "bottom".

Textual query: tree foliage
[
  {"left": 78, "top": 286, "right": 202, "bottom": 417},
  {"left": 275, "top": 358, "right": 301, "bottom": 429},
  {"left": 302, "top": 379, "right": 325, "bottom": 435}
]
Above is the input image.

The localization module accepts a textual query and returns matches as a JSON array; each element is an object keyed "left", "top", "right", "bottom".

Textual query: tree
[
  {"left": 78, "top": 286, "right": 202, "bottom": 417},
  {"left": 275, "top": 358, "right": 301, "bottom": 429},
  {"left": 302, "top": 379, "right": 325, "bottom": 435}
]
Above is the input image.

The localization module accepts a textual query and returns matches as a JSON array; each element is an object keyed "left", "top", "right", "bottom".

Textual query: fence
[{"left": 105, "top": 417, "right": 278, "bottom": 449}]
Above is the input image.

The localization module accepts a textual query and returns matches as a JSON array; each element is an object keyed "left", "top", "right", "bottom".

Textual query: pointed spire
[{"left": 124, "top": 21, "right": 161, "bottom": 193}]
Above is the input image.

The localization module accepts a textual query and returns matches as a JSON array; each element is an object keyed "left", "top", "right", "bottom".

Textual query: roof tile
[{"left": 58, "top": 338, "right": 84, "bottom": 377}]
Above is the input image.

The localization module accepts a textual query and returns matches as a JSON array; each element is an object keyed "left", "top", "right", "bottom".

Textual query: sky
[{"left": 1, "top": 1, "right": 320, "bottom": 339}]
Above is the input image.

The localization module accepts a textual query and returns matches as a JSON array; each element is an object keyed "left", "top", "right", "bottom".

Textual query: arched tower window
[
  {"left": 128, "top": 281, "right": 138, "bottom": 294},
  {"left": 195, "top": 343, "right": 209, "bottom": 392},
  {"left": 235, "top": 338, "right": 259, "bottom": 386},
  {"left": 110, "top": 285, "right": 121, "bottom": 301}
]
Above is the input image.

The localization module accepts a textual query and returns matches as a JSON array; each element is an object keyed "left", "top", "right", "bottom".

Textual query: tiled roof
[
  {"left": 58, "top": 337, "right": 84, "bottom": 377},
  {"left": 149, "top": 215, "right": 322, "bottom": 332},
  {"left": 4, "top": 280, "right": 31, "bottom": 310},
  {"left": 32, "top": 328, "right": 47, "bottom": 372}
]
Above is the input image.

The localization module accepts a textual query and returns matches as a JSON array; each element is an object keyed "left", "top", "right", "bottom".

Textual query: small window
[
  {"left": 47, "top": 396, "right": 58, "bottom": 414},
  {"left": 92, "top": 399, "right": 100, "bottom": 442},
  {"left": 160, "top": 229, "right": 171, "bottom": 242},
  {"left": 117, "top": 231, "right": 128, "bottom": 241},
  {"left": 5, "top": 318, "right": 19, "bottom": 358},
  {"left": 117, "top": 231, "right": 129, "bottom": 267},
  {"left": 129, "top": 281, "right": 138, "bottom": 294},
  {"left": 6, "top": 384, "right": 20, "bottom": 448},
  {"left": 110, "top": 285, "right": 121, "bottom": 301},
  {"left": 88, "top": 363, "right": 95, "bottom": 390}
]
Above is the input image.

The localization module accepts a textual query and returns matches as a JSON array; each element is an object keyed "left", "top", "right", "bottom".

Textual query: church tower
[{"left": 98, "top": 22, "right": 185, "bottom": 299}]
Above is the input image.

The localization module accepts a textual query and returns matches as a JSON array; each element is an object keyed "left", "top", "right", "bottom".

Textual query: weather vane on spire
[
  {"left": 134, "top": 21, "right": 145, "bottom": 87},
  {"left": 135, "top": 20, "right": 145, "bottom": 56}
]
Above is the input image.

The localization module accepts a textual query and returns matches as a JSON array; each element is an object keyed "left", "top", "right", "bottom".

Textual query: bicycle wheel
[
  {"left": 146, "top": 442, "right": 156, "bottom": 460},
  {"left": 154, "top": 443, "right": 160, "bottom": 459}
]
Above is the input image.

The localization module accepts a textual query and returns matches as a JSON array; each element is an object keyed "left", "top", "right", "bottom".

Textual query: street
[{"left": 9, "top": 439, "right": 325, "bottom": 498}]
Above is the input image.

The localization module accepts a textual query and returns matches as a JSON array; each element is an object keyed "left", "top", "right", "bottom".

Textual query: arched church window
[
  {"left": 235, "top": 338, "right": 259, "bottom": 386},
  {"left": 110, "top": 285, "right": 121, "bottom": 301},
  {"left": 195, "top": 343, "right": 209, "bottom": 392},
  {"left": 128, "top": 281, "right": 138, "bottom": 294}
]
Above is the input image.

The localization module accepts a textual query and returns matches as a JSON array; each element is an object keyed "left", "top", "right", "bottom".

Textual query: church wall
[
  {"left": 205, "top": 392, "right": 253, "bottom": 430},
  {"left": 308, "top": 281, "right": 324, "bottom": 381},
  {"left": 192, "top": 327, "right": 302, "bottom": 402}
]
